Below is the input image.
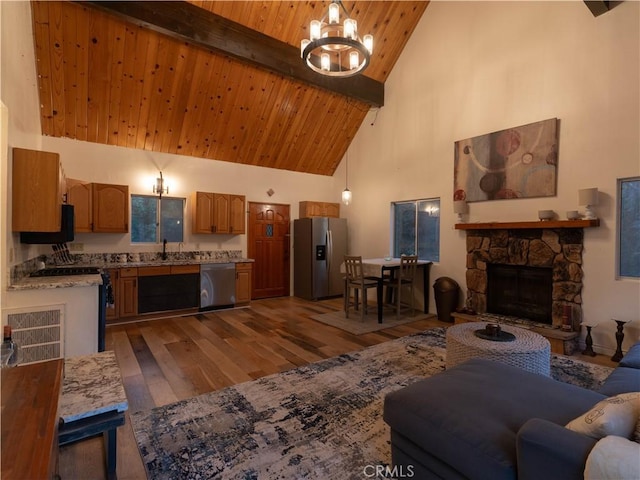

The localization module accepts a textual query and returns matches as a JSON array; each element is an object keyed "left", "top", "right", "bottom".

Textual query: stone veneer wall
[{"left": 465, "top": 228, "right": 585, "bottom": 330}]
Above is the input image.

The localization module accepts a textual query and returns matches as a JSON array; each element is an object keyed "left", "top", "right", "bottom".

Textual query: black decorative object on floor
[
  {"left": 582, "top": 325, "right": 597, "bottom": 357},
  {"left": 611, "top": 319, "right": 629, "bottom": 362}
]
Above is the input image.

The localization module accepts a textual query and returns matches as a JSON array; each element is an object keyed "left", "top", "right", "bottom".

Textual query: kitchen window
[
  {"left": 618, "top": 177, "right": 640, "bottom": 278},
  {"left": 131, "top": 195, "right": 185, "bottom": 243},
  {"left": 392, "top": 198, "right": 440, "bottom": 262}
]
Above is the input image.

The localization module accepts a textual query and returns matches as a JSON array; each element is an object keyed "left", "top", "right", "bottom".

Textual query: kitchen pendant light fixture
[
  {"left": 301, "top": 0, "right": 373, "bottom": 77},
  {"left": 153, "top": 171, "right": 168, "bottom": 198},
  {"left": 342, "top": 150, "right": 352, "bottom": 206}
]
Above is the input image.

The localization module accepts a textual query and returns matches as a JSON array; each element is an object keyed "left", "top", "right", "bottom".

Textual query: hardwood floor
[
  {"left": 58, "top": 296, "right": 447, "bottom": 479},
  {"left": 58, "top": 296, "right": 616, "bottom": 479}
]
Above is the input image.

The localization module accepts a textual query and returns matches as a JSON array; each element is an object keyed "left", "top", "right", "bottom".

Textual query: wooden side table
[
  {"left": 1, "top": 359, "right": 63, "bottom": 480},
  {"left": 58, "top": 351, "right": 128, "bottom": 480}
]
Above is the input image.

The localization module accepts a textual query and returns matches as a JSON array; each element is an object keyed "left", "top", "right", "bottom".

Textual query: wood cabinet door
[
  {"left": 235, "top": 263, "right": 252, "bottom": 304},
  {"left": 119, "top": 276, "right": 138, "bottom": 317},
  {"left": 12, "top": 148, "right": 62, "bottom": 232},
  {"left": 192, "top": 191, "right": 214, "bottom": 233},
  {"left": 92, "top": 183, "right": 129, "bottom": 233},
  {"left": 229, "top": 194, "right": 246, "bottom": 234},
  {"left": 213, "top": 193, "right": 230, "bottom": 233},
  {"left": 322, "top": 202, "right": 340, "bottom": 218},
  {"left": 105, "top": 269, "right": 119, "bottom": 322},
  {"left": 67, "top": 179, "right": 93, "bottom": 232}
]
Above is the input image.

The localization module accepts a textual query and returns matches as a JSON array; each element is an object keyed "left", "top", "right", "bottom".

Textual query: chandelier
[{"left": 300, "top": 1, "right": 373, "bottom": 77}]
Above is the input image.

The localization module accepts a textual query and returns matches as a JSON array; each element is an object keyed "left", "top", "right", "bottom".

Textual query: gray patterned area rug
[{"left": 131, "top": 328, "right": 612, "bottom": 480}]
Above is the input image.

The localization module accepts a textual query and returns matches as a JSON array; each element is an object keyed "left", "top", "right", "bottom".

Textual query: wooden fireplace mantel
[{"left": 455, "top": 219, "right": 600, "bottom": 230}]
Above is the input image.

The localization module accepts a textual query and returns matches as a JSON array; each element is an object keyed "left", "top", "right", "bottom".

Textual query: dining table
[{"left": 360, "top": 257, "right": 433, "bottom": 323}]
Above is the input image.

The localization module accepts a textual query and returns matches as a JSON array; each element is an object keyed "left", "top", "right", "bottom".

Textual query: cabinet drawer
[
  {"left": 120, "top": 267, "right": 138, "bottom": 278},
  {"left": 138, "top": 266, "right": 171, "bottom": 276},
  {"left": 170, "top": 264, "right": 200, "bottom": 275},
  {"left": 235, "top": 262, "right": 252, "bottom": 272}
]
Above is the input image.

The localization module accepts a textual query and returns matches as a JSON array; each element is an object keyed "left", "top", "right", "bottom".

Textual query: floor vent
[{"left": 5, "top": 305, "right": 64, "bottom": 364}]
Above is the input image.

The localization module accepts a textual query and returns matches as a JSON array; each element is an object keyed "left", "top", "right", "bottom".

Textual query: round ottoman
[{"left": 446, "top": 322, "right": 551, "bottom": 376}]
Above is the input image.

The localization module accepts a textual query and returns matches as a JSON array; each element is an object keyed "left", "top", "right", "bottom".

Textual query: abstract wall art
[{"left": 453, "top": 118, "right": 559, "bottom": 202}]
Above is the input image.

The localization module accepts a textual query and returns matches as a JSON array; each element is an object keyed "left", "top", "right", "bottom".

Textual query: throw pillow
[
  {"left": 584, "top": 435, "right": 640, "bottom": 480},
  {"left": 566, "top": 392, "right": 640, "bottom": 439}
]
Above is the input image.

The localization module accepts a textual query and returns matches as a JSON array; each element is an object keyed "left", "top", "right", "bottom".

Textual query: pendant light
[
  {"left": 342, "top": 150, "right": 352, "bottom": 205},
  {"left": 301, "top": 0, "right": 373, "bottom": 78}
]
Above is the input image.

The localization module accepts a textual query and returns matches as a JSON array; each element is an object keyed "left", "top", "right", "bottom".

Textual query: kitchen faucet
[{"left": 162, "top": 238, "right": 167, "bottom": 260}]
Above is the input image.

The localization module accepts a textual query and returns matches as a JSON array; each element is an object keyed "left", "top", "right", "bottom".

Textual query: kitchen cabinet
[
  {"left": 12, "top": 147, "right": 65, "bottom": 232},
  {"left": 192, "top": 191, "right": 246, "bottom": 234},
  {"left": 93, "top": 183, "right": 129, "bottom": 233},
  {"left": 299, "top": 201, "right": 340, "bottom": 219},
  {"left": 105, "top": 268, "right": 119, "bottom": 322},
  {"left": 66, "top": 181, "right": 128, "bottom": 233},
  {"left": 235, "top": 262, "right": 252, "bottom": 305},
  {"left": 67, "top": 179, "right": 93, "bottom": 233},
  {"left": 119, "top": 267, "right": 138, "bottom": 318}
]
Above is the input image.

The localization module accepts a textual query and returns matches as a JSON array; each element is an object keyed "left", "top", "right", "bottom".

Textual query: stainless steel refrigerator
[{"left": 294, "top": 217, "right": 347, "bottom": 300}]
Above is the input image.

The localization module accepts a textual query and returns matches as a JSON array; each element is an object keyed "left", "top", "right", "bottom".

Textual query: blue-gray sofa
[{"left": 383, "top": 341, "right": 640, "bottom": 480}]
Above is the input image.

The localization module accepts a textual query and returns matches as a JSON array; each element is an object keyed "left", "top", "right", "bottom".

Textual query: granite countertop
[
  {"left": 9, "top": 257, "right": 254, "bottom": 291},
  {"left": 59, "top": 350, "right": 128, "bottom": 423}
]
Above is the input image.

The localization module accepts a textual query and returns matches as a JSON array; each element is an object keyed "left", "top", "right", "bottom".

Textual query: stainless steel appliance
[
  {"left": 293, "top": 217, "right": 347, "bottom": 300},
  {"left": 200, "top": 263, "right": 236, "bottom": 310}
]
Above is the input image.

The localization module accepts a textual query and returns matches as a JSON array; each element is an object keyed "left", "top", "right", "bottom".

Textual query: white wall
[{"left": 342, "top": 0, "right": 639, "bottom": 354}]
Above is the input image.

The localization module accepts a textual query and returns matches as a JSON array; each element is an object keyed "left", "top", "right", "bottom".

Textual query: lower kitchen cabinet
[
  {"left": 105, "top": 268, "right": 119, "bottom": 321},
  {"left": 235, "top": 262, "right": 252, "bottom": 304},
  {"left": 119, "top": 267, "right": 138, "bottom": 318}
]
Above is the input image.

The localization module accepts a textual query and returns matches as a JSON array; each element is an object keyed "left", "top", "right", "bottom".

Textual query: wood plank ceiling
[{"left": 30, "top": 1, "right": 428, "bottom": 175}]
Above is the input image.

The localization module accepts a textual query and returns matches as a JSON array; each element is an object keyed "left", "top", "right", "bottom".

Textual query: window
[
  {"left": 618, "top": 177, "right": 640, "bottom": 278},
  {"left": 392, "top": 198, "right": 440, "bottom": 262},
  {"left": 131, "top": 195, "right": 185, "bottom": 243}
]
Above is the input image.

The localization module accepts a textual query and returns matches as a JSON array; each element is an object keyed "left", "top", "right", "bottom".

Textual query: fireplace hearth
[{"left": 464, "top": 227, "right": 585, "bottom": 330}]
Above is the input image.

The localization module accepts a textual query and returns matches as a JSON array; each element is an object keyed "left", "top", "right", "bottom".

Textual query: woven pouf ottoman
[{"left": 446, "top": 322, "right": 551, "bottom": 376}]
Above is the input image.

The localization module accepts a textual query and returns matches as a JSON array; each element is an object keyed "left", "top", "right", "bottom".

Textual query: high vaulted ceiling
[{"left": 30, "top": 1, "right": 428, "bottom": 175}]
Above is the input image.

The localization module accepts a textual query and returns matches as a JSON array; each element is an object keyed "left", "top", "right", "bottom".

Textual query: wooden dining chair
[
  {"left": 382, "top": 255, "right": 418, "bottom": 318},
  {"left": 344, "top": 256, "right": 378, "bottom": 320}
]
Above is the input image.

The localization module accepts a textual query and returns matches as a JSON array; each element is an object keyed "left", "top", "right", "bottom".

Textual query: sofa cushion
[
  {"left": 584, "top": 435, "right": 640, "bottom": 480},
  {"left": 620, "top": 342, "right": 640, "bottom": 369},
  {"left": 597, "top": 366, "right": 640, "bottom": 396},
  {"left": 566, "top": 392, "right": 640, "bottom": 439},
  {"left": 383, "top": 358, "right": 605, "bottom": 480}
]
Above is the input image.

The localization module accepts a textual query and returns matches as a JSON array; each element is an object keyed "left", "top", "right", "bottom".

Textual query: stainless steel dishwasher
[{"left": 200, "top": 263, "right": 237, "bottom": 310}]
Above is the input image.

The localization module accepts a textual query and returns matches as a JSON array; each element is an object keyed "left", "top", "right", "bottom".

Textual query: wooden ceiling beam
[{"left": 79, "top": 0, "right": 384, "bottom": 107}]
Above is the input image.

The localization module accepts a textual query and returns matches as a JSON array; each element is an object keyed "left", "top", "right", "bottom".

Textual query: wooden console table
[{"left": 1, "top": 359, "right": 64, "bottom": 480}]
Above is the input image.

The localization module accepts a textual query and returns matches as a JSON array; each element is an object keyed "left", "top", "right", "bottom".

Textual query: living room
[{"left": 1, "top": 0, "right": 639, "bottom": 478}]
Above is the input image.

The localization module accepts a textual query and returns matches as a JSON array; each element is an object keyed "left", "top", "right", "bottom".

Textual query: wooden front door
[{"left": 248, "top": 202, "right": 290, "bottom": 299}]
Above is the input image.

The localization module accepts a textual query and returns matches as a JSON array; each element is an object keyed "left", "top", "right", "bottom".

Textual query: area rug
[
  {"left": 310, "top": 309, "right": 436, "bottom": 334},
  {"left": 131, "top": 328, "right": 613, "bottom": 480}
]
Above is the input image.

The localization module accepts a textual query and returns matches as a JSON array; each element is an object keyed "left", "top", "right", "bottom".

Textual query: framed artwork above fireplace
[{"left": 453, "top": 118, "right": 559, "bottom": 202}]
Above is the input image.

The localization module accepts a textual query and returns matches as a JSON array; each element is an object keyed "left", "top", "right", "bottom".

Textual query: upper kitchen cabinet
[
  {"left": 192, "top": 192, "right": 246, "bottom": 234},
  {"left": 12, "top": 147, "right": 65, "bottom": 232},
  {"left": 92, "top": 183, "right": 129, "bottom": 233},
  {"left": 66, "top": 179, "right": 92, "bottom": 232},
  {"left": 299, "top": 201, "right": 340, "bottom": 218}
]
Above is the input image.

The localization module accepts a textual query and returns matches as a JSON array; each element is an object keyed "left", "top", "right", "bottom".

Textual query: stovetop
[{"left": 30, "top": 266, "right": 101, "bottom": 277}]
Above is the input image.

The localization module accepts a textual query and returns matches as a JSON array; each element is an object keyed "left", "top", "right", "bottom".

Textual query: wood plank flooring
[{"left": 58, "top": 296, "right": 615, "bottom": 479}]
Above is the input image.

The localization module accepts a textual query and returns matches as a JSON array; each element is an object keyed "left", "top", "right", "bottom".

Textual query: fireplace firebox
[{"left": 487, "top": 264, "right": 553, "bottom": 324}]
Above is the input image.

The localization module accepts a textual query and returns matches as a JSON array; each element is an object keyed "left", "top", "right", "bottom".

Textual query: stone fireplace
[{"left": 465, "top": 227, "right": 585, "bottom": 331}]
